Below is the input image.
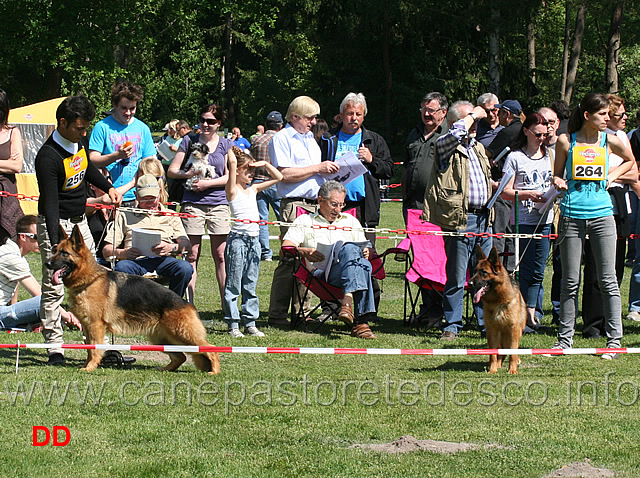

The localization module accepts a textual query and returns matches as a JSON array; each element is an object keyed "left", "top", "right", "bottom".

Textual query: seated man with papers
[
  {"left": 102, "top": 174, "right": 193, "bottom": 299},
  {"left": 281, "top": 180, "right": 377, "bottom": 339}
]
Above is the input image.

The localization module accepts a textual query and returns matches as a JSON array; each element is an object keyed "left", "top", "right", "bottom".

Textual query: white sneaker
[
  {"left": 601, "top": 351, "right": 620, "bottom": 360},
  {"left": 541, "top": 343, "right": 568, "bottom": 357},
  {"left": 245, "top": 326, "right": 265, "bottom": 337},
  {"left": 228, "top": 328, "right": 245, "bottom": 338},
  {"left": 626, "top": 311, "right": 640, "bottom": 322}
]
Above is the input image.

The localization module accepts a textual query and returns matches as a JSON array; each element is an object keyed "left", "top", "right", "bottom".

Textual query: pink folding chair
[{"left": 401, "top": 209, "right": 472, "bottom": 329}]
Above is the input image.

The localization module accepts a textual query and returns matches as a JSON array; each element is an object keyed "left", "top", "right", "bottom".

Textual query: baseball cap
[
  {"left": 266, "top": 111, "right": 283, "bottom": 123},
  {"left": 494, "top": 100, "right": 523, "bottom": 115},
  {"left": 136, "top": 174, "right": 160, "bottom": 198},
  {"left": 162, "top": 123, "right": 171, "bottom": 131}
]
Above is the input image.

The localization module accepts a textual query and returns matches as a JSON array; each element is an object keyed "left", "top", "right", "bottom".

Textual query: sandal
[
  {"left": 338, "top": 304, "right": 354, "bottom": 326},
  {"left": 351, "top": 323, "right": 377, "bottom": 339}
]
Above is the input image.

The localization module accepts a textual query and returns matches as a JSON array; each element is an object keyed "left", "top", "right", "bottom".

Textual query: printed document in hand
[
  {"left": 312, "top": 241, "right": 369, "bottom": 281},
  {"left": 156, "top": 140, "right": 176, "bottom": 162},
  {"left": 534, "top": 187, "right": 560, "bottom": 216},
  {"left": 132, "top": 228, "right": 162, "bottom": 257},
  {"left": 324, "top": 151, "right": 368, "bottom": 186}
]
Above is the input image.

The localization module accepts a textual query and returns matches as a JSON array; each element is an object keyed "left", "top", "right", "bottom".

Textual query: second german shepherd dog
[
  {"left": 470, "top": 246, "right": 526, "bottom": 374},
  {"left": 46, "top": 225, "right": 220, "bottom": 374}
]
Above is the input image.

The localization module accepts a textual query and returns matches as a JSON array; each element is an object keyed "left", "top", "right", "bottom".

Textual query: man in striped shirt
[
  {"left": 0, "top": 215, "right": 79, "bottom": 330},
  {"left": 422, "top": 101, "right": 497, "bottom": 341}
]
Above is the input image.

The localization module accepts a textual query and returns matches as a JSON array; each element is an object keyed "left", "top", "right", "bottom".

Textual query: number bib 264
[{"left": 572, "top": 145, "right": 606, "bottom": 181}]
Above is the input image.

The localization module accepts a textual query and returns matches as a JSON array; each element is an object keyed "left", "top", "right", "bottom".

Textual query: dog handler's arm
[{"left": 552, "top": 134, "right": 570, "bottom": 191}]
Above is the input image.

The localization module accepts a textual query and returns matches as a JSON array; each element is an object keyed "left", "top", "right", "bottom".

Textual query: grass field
[{"left": 3, "top": 200, "right": 640, "bottom": 477}]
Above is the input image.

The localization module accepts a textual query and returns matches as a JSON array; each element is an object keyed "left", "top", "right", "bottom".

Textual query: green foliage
[{"left": 2, "top": 0, "right": 639, "bottom": 151}]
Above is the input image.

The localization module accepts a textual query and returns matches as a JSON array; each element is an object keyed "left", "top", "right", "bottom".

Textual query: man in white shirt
[
  {"left": 283, "top": 181, "right": 376, "bottom": 338},
  {"left": 267, "top": 96, "right": 340, "bottom": 325}
]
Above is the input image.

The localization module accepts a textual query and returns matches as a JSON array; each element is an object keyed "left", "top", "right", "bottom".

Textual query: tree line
[{"left": 1, "top": 0, "right": 638, "bottom": 156}]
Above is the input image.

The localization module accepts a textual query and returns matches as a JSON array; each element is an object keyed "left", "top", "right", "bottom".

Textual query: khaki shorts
[{"left": 181, "top": 203, "right": 231, "bottom": 236}]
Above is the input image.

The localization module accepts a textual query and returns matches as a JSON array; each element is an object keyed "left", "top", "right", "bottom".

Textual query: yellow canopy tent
[{"left": 8, "top": 97, "right": 67, "bottom": 215}]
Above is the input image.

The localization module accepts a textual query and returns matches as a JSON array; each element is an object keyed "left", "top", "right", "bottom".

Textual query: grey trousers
[{"left": 557, "top": 215, "right": 622, "bottom": 348}]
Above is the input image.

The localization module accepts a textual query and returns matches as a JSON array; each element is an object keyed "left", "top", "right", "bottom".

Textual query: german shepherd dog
[
  {"left": 470, "top": 246, "right": 526, "bottom": 374},
  {"left": 46, "top": 225, "right": 220, "bottom": 374}
]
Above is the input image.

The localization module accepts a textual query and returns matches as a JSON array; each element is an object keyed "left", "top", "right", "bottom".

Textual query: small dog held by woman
[{"left": 184, "top": 142, "right": 213, "bottom": 190}]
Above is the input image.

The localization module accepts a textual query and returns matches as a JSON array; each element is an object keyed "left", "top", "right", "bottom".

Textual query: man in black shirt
[
  {"left": 486, "top": 99, "right": 524, "bottom": 272},
  {"left": 35, "top": 96, "right": 121, "bottom": 365}
]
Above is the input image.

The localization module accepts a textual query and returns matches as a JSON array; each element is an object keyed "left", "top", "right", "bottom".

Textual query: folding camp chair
[
  {"left": 401, "top": 209, "right": 475, "bottom": 330},
  {"left": 282, "top": 208, "right": 396, "bottom": 332}
]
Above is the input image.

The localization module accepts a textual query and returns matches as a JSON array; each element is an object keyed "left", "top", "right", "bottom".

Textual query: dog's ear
[
  {"left": 488, "top": 247, "right": 501, "bottom": 271},
  {"left": 474, "top": 244, "right": 487, "bottom": 263},
  {"left": 58, "top": 225, "right": 68, "bottom": 241},
  {"left": 70, "top": 225, "right": 86, "bottom": 250}
]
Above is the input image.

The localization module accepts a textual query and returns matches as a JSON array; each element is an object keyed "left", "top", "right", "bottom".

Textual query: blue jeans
[
  {"left": 442, "top": 213, "right": 493, "bottom": 335},
  {"left": 558, "top": 215, "right": 622, "bottom": 348},
  {"left": 223, "top": 231, "right": 261, "bottom": 328},
  {"left": 0, "top": 296, "right": 41, "bottom": 329},
  {"left": 518, "top": 224, "right": 552, "bottom": 308},
  {"left": 255, "top": 182, "right": 281, "bottom": 260},
  {"left": 324, "top": 243, "right": 376, "bottom": 318},
  {"left": 114, "top": 256, "right": 193, "bottom": 298}
]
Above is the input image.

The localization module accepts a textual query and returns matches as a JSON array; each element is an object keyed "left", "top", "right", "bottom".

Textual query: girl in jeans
[
  {"left": 502, "top": 113, "right": 553, "bottom": 331},
  {"left": 223, "top": 147, "right": 282, "bottom": 337},
  {"left": 551, "top": 93, "right": 635, "bottom": 359}
]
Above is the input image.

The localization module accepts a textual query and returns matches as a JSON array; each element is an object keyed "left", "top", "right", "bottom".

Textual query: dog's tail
[{"left": 192, "top": 352, "right": 220, "bottom": 374}]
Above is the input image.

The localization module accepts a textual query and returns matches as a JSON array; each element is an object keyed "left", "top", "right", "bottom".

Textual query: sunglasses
[
  {"left": 612, "top": 112, "right": 629, "bottom": 119},
  {"left": 21, "top": 233, "right": 37, "bottom": 240},
  {"left": 199, "top": 117, "right": 219, "bottom": 125},
  {"left": 526, "top": 128, "right": 548, "bottom": 139}
]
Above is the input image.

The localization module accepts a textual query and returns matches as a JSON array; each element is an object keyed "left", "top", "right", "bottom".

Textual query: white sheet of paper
[
  {"left": 534, "top": 187, "right": 560, "bottom": 216},
  {"left": 156, "top": 140, "right": 176, "bottom": 162},
  {"left": 487, "top": 167, "right": 515, "bottom": 210},
  {"left": 324, "top": 151, "right": 368, "bottom": 186},
  {"left": 132, "top": 228, "right": 162, "bottom": 257}
]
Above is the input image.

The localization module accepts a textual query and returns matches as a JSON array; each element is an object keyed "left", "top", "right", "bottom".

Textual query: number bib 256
[
  {"left": 62, "top": 148, "right": 88, "bottom": 191},
  {"left": 572, "top": 145, "right": 606, "bottom": 181}
]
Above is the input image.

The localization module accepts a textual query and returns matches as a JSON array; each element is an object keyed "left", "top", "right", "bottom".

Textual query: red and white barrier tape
[{"left": 0, "top": 343, "right": 635, "bottom": 356}]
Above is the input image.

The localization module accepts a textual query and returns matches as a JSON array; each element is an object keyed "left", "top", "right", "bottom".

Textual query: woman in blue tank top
[{"left": 550, "top": 93, "right": 635, "bottom": 358}]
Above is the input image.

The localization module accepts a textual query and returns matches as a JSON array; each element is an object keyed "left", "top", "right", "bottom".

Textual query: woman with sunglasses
[
  {"left": 501, "top": 113, "right": 553, "bottom": 332},
  {"left": 168, "top": 104, "right": 231, "bottom": 308},
  {"left": 551, "top": 93, "right": 635, "bottom": 359}
]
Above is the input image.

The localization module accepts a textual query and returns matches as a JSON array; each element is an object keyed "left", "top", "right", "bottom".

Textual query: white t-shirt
[
  {"left": 0, "top": 239, "right": 30, "bottom": 305},
  {"left": 503, "top": 149, "right": 553, "bottom": 226}
]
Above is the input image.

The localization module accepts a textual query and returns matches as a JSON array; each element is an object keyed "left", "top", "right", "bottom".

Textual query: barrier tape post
[{"left": 15, "top": 340, "right": 20, "bottom": 375}]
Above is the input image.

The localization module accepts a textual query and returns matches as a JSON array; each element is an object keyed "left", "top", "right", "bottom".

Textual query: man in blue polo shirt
[{"left": 89, "top": 80, "right": 157, "bottom": 206}]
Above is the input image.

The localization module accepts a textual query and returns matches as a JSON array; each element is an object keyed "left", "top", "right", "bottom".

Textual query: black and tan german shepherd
[
  {"left": 470, "top": 246, "right": 526, "bottom": 374},
  {"left": 46, "top": 225, "right": 220, "bottom": 374}
]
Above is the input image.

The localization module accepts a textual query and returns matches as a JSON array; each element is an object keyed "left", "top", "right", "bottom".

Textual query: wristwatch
[{"left": 469, "top": 112, "right": 479, "bottom": 122}]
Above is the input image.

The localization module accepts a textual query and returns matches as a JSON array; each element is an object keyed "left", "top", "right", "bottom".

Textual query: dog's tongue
[
  {"left": 473, "top": 285, "right": 488, "bottom": 304},
  {"left": 52, "top": 269, "right": 64, "bottom": 286}
]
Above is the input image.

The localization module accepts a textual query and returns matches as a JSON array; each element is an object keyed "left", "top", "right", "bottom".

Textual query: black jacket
[{"left": 319, "top": 125, "right": 393, "bottom": 227}]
